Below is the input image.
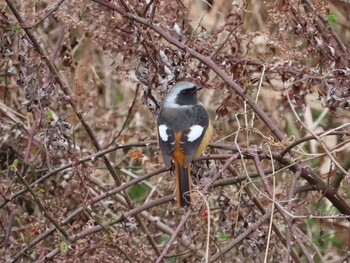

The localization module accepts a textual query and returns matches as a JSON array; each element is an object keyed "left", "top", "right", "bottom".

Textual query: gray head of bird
[{"left": 163, "top": 81, "right": 203, "bottom": 107}]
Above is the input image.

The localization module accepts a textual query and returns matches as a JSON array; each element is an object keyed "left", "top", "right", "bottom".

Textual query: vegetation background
[{"left": 1, "top": 0, "right": 350, "bottom": 262}]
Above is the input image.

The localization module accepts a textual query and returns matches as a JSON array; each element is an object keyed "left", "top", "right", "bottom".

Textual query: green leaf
[
  {"left": 326, "top": 12, "right": 336, "bottom": 25},
  {"left": 216, "top": 232, "right": 231, "bottom": 241},
  {"left": 109, "top": 216, "right": 117, "bottom": 224},
  {"left": 115, "top": 88, "right": 124, "bottom": 103},
  {"left": 44, "top": 109, "right": 54, "bottom": 119},
  {"left": 12, "top": 24, "right": 21, "bottom": 32},
  {"left": 12, "top": 159, "right": 19, "bottom": 167},
  {"left": 9, "top": 159, "right": 19, "bottom": 171},
  {"left": 158, "top": 234, "right": 170, "bottom": 246},
  {"left": 127, "top": 184, "right": 148, "bottom": 202},
  {"left": 37, "top": 188, "right": 45, "bottom": 194},
  {"left": 59, "top": 241, "right": 68, "bottom": 253}
]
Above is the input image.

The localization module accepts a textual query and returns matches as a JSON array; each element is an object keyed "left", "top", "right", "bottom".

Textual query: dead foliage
[{"left": 1, "top": 0, "right": 350, "bottom": 262}]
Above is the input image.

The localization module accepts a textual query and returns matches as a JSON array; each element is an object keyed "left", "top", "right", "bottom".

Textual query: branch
[
  {"left": 4, "top": 0, "right": 161, "bottom": 256},
  {"left": 10, "top": 166, "right": 169, "bottom": 262},
  {"left": 22, "top": 0, "right": 65, "bottom": 29},
  {"left": 285, "top": 86, "right": 348, "bottom": 175},
  {"left": 105, "top": 85, "right": 140, "bottom": 148},
  {"left": 87, "top": 0, "right": 350, "bottom": 216},
  {"left": 14, "top": 171, "right": 69, "bottom": 240},
  {"left": 39, "top": 194, "right": 175, "bottom": 262},
  {"left": 89, "top": 0, "right": 285, "bottom": 141},
  {"left": 209, "top": 211, "right": 272, "bottom": 262},
  {"left": 279, "top": 131, "right": 350, "bottom": 157},
  {"left": 0, "top": 141, "right": 157, "bottom": 209},
  {"left": 155, "top": 210, "right": 192, "bottom": 263}
]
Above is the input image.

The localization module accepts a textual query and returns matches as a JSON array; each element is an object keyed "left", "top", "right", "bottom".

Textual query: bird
[{"left": 157, "top": 81, "right": 213, "bottom": 207}]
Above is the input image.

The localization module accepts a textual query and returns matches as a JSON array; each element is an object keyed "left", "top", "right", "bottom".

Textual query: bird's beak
[{"left": 193, "top": 86, "right": 204, "bottom": 93}]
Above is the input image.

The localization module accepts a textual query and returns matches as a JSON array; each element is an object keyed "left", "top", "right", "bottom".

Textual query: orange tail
[{"left": 174, "top": 161, "right": 192, "bottom": 207}]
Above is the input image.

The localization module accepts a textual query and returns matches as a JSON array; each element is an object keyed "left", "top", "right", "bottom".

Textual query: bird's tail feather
[{"left": 175, "top": 161, "right": 192, "bottom": 207}]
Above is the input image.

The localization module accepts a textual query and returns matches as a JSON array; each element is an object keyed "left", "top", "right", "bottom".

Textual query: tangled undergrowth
[{"left": 1, "top": 0, "right": 350, "bottom": 262}]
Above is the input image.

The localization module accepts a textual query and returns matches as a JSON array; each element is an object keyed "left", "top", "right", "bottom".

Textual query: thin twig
[
  {"left": 155, "top": 210, "right": 192, "bottom": 263},
  {"left": 89, "top": 0, "right": 285, "bottom": 141},
  {"left": 209, "top": 212, "right": 272, "bottom": 262},
  {"left": 203, "top": 153, "right": 239, "bottom": 192},
  {"left": 22, "top": 0, "right": 65, "bottom": 29},
  {"left": 252, "top": 152, "right": 272, "bottom": 196},
  {"left": 23, "top": 108, "right": 41, "bottom": 163},
  {"left": 2, "top": 210, "right": 15, "bottom": 248},
  {"left": 210, "top": 22, "right": 242, "bottom": 59},
  {"left": 290, "top": 227, "right": 314, "bottom": 263},
  {"left": 10, "top": 227, "right": 56, "bottom": 263},
  {"left": 285, "top": 86, "right": 348, "bottom": 176},
  {"left": 280, "top": 131, "right": 350, "bottom": 156},
  {"left": 37, "top": 194, "right": 175, "bottom": 262},
  {"left": 10, "top": 167, "right": 169, "bottom": 262},
  {"left": 284, "top": 170, "right": 301, "bottom": 263},
  {"left": 0, "top": 141, "right": 157, "bottom": 208},
  {"left": 14, "top": 171, "right": 69, "bottom": 240},
  {"left": 195, "top": 190, "right": 211, "bottom": 263},
  {"left": 105, "top": 85, "right": 140, "bottom": 148}
]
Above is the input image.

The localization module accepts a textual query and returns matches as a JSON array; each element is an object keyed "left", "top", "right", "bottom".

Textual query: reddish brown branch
[
  {"left": 2, "top": 210, "right": 15, "bottom": 248},
  {"left": 209, "top": 211, "right": 272, "bottom": 262},
  {"left": 4, "top": 0, "right": 161, "bottom": 257},
  {"left": 89, "top": 0, "right": 285, "bottom": 141},
  {"left": 14, "top": 171, "right": 69, "bottom": 239},
  {"left": 38, "top": 194, "right": 175, "bottom": 262},
  {"left": 10, "top": 166, "right": 169, "bottom": 262},
  {"left": 22, "top": 0, "right": 65, "bottom": 29},
  {"left": 0, "top": 141, "right": 157, "bottom": 209}
]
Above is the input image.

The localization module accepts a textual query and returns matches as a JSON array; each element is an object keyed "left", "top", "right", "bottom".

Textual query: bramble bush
[{"left": 1, "top": 0, "right": 350, "bottom": 262}]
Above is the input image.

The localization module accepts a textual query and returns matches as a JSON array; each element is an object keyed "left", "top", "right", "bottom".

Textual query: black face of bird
[{"left": 175, "top": 86, "right": 203, "bottom": 106}]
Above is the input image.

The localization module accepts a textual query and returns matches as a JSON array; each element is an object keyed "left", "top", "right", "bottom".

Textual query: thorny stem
[
  {"left": 0, "top": 141, "right": 158, "bottom": 209},
  {"left": 88, "top": 0, "right": 350, "bottom": 217},
  {"left": 38, "top": 194, "right": 176, "bottom": 262},
  {"left": 90, "top": 0, "right": 285, "bottom": 141},
  {"left": 6, "top": 0, "right": 347, "bottom": 260},
  {"left": 14, "top": 171, "right": 69, "bottom": 240},
  {"left": 10, "top": 167, "right": 169, "bottom": 262},
  {"left": 5, "top": 0, "right": 161, "bottom": 257},
  {"left": 284, "top": 170, "right": 302, "bottom": 263},
  {"left": 22, "top": 0, "right": 65, "bottom": 29},
  {"left": 209, "top": 211, "right": 272, "bottom": 262},
  {"left": 105, "top": 85, "right": 140, "bottom": 148},
  {"left": 154, "top": 210, "right": 192, "bottom": 263}
]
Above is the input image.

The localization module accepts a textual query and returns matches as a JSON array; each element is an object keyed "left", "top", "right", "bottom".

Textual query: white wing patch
[
  {"left": 187, "top": 125, "right": 204, "bottom": 142},
  {"left": 158, "top": 124, "right": 169, "bottom": 142}
]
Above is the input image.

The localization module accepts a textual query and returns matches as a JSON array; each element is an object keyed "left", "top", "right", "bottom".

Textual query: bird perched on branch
[{"left": 157, "top": 81, "right": 212, "bottom": 207}]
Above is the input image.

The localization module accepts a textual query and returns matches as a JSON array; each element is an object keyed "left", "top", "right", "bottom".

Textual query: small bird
[{"left": 157, "top": 81, "right": 213, "bottom": 207}]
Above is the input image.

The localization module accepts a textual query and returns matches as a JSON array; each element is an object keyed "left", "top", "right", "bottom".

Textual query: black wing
[{"left": 157, "top": 105, "right": 209, "bottom": 167}]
